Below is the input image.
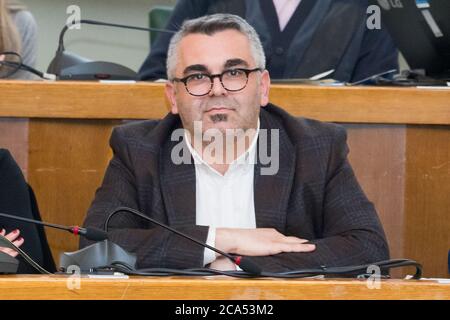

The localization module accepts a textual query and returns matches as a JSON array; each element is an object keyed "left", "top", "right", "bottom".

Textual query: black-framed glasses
[
  {"left": 172, "top": 67, "right": 262, "bottom": 96},
  {"left": 0, "top": 52, "right": 22, "bottom": 79}
]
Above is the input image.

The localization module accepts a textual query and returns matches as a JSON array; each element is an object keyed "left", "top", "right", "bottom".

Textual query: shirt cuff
[{"left": 203, "top": 227, "right": 217, "bottom": 266}]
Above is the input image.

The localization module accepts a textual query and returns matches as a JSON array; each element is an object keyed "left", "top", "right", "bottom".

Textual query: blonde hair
[{"left": 0, "top": 0, "right": 26, "bottom": 54}]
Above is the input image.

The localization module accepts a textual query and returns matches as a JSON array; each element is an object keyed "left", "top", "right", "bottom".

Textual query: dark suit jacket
[
  {"left": 139, "top": 0, "right": 398, "bottom": 82},
  {"left": 0, "top": 149, "right": 56, "bottom": 273},
  {"left": 80, "top": 104, "right": 389, "bottom": 272}
]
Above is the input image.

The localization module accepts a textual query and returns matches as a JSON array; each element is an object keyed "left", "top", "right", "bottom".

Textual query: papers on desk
[
  {"left": 87, "top": 273, "right": 129, "bottom": 279},
  {"left": 405, "top": 275, "right": 450, "bottom": 284},
  {"left": 417, "top": 82, "right": 450, "bottom": 89},
  {"left": 416, "top": 87, "right": 450, "bottom": 90}
]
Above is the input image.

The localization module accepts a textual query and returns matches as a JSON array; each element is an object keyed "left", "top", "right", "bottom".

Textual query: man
[
  {"left": 81, "top": 14, "right": 389, "bottom": 272},
  {"left": 139, "top": 0, "right": 398, "bottom": 83}
]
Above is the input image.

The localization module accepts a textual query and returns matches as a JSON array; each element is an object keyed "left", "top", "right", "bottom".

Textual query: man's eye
[
  {"left": 226, "top": 69, "right": 243, "bottom": 77},
  {"left": 188, "top": 74, "right": 206, "bottom": 81}
]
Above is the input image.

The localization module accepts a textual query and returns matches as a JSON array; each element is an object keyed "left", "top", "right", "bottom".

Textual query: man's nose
[{"left": 209, "top": 76, "right": 227, "bottom": 97}]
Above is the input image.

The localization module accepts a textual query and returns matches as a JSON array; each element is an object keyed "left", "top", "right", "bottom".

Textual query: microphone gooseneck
[
  {"left": 57, "top": 19, "right": 176, "bottom": 53},
  {"left": 0, "top": 212, "right": 108, "bottom": 241},
  {"left": 48, "top": 19, "right": 177, "bottom": 77}
]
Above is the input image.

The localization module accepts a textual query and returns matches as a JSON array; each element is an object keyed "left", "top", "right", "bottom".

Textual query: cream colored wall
[{"left": 21, "top": 0, "right": 176, "bottom": 72}]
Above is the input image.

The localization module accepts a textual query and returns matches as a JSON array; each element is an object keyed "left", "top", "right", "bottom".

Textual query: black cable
[
  {"left": 1, "top": 61, "right": 55, "bottom": 80},
  {"left": 94, "top": 259, "right": 422, "bottom": 279},
  {"left": 0, "top": 51, "right": 21, "bottom": 78},
  {"left": 103, "top": 207, "right": 422, "bottom": 279},
  {"left": 0, "top": 51, "right": 56, "bottom": 80}
]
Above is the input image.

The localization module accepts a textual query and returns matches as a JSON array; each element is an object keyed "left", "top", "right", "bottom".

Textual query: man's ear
[
  {"left": 165, "top": 82, "right": 179, "bottom": 114},
  {"left": 259, "top": 70, "right": 271, "bottom": 107}
]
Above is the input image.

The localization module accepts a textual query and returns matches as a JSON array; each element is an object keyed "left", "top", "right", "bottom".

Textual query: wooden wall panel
[
  {"left": 1, "top": 82, "right": 448, "bottom": 277},
  {"left": 404, "top": 126, "right": 450, "bottom": 278},
  {"left": 27, "top": 119, "right": 120, "bottom": 264},
  {"left": 0, "top": 118, "right": 29, "bottom": 176},
  {"left": 344, "top": 124, "right": 406, "bottom": 264}
]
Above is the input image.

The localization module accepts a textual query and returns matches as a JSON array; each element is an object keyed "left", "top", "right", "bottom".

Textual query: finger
[
  {"left": 283, "top": 236, "right": 309, "bottom": 244},
  {"left": 12, "top": 237, "right": 24, "bottom": 248},
  {"left": 279, "top": 242, "right": 316, "bottom": 253},
  {"left": 0, "top": 228, "right": 5, "bottom": 236},
  {"left": 5, "top": 229, "right": 20, "bottom": 242},
  {"left": 296, "top": 243, "right": 316, "bottom": 252},
  {"left": 0, "top": 247, "right": 18, "bottom": 258}
]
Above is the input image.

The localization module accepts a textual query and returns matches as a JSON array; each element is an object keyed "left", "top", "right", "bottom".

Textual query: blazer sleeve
[
  {"left": 246, "top": 127, "right": 390, "bottom": 272},
  {"left": 138, "top": 0, "right": 210, "bottom": 81},
  {"left": 80, "top": 127, "right": 209, "bottom": 269}
]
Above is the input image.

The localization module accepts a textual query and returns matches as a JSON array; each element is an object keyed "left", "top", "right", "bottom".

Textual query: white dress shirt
[
  {"left": 185, "top": 121, "right": 260, "bottom": 266},
  {"left": 272, "top": 0, "right": 302, "bottom": 31}
]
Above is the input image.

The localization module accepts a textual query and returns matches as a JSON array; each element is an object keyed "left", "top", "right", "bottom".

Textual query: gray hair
[{"left": 166, "top": 13, "right": 266, "bottom": 80}]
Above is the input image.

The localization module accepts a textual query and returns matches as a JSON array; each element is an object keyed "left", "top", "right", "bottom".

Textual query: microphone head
[
  {"left": 236, "top": 257, "right": 262, "bottom": 275},
  {"left": 83, "top": 228, "right": 108, "bottom": 241}
]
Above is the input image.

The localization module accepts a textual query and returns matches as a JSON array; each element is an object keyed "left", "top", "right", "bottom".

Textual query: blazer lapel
[
  {"left": 290, "top": 1, "right": 366, "bottom": 79},
  {"left": 159, "top": 116, "right": 197, "bottom": 228},
  {"left": 244, "top": 0, "right": 273, "bottom": 60},
  {"left": 285, "top": 0, "right": 333, "bottom": 77},
  {"left": 159, "top": 107, "right": 296, "bottom": 232},
  {"left": 254, "top": 107, "right": 296, "bottom": 233}
]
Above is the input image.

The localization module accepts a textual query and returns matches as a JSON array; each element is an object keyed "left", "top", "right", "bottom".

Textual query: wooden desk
[
  {"left": 0, "top": 81, "right": 449, "bottom": 278},
  {"left": 0, "top": 81, "right": 449, "bottom": 123},
  {"left": 0, "top": 275, "right": 448, "bottom": 300}
]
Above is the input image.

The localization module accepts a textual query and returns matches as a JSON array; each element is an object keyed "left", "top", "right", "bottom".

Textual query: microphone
[
  {"left": 0, "top": 212, "right": 108, "bottom": 241},
  {"left": 104, "top": 207, "right": 262, "bottom": 275},
  {"left": 47, "top": 19, "right": 176, "bottom": 80},
  {"left": 0, "top": 212, "right": 136, "bottom": 275}
]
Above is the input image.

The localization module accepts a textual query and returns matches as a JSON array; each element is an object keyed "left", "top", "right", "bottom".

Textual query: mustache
[{"left": 201, "top": 98, "right": 239, "bottom": 112}]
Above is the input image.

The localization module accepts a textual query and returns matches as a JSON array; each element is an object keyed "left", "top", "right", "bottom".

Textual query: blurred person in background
[
  {"left": 139, "top": 0, "right": 398, "bottom": 83},
  {"left": 0, "top": 0, "right": 37, "bottom": 79}
]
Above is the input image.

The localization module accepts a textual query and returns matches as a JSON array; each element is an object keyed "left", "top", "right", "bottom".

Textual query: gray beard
[{"left": 209, "top": 114, "right": 228, "bottom": 123}]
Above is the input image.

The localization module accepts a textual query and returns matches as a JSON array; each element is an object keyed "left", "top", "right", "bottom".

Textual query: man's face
[{"left": 165, "top": 29, "right": 270, "bottom": 135}]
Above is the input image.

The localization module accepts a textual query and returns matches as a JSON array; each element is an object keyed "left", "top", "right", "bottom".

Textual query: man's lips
[{"left": 204, "top": 107, "right": 235, "bottom": 113}]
